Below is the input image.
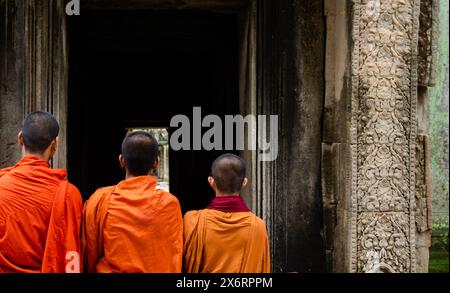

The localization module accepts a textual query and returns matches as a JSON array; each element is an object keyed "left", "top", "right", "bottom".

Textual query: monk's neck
[
  {"left": 22, "top": 151, "right": 50, "bottom": 163},
  {"left": 125, "top": 172, "right": 150, "bottom": 180},
  {"left": 216, "top": 193, "right": 240, "bottom": 197},
  {"left": 125, "top": 174, "right": 137, "bottom": 180}
]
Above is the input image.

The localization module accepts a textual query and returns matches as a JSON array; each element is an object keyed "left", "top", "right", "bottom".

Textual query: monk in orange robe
[
  {"left": 183, "top": 154, "right": 270, "bottom": 273},
  {"left": 0, "top": 111, "right": 83, "bottom": 273},
  {"left": 82, "top": 131, "right": 183, "bottom": 273}
]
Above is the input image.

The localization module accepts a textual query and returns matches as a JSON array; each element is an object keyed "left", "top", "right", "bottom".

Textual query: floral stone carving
[{"left": 352, "top": 0, "right": 419, "bottom": 272}]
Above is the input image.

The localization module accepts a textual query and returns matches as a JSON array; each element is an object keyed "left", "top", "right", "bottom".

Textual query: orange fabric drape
[
  {"left": 0, "top": 155, "right": 83, "bottom": 273},
  {"left": 82, "top": 176, "right": 183, "bottom": 273},
  {"left": 183, "top": 209, "right": 270, "bottom": 273}
]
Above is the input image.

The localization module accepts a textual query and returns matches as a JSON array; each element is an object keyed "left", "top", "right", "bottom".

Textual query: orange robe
[
  {"left": 81, "top": 175, "right": 183, "bottom": 273},
  {"left": 0, "top": 155, "right": 83, "bottom": 273},
  {"left": 183, "top": 209, "right": 271, "bottom": 273}
]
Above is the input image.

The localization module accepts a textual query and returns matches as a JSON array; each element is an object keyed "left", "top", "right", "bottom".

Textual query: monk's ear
[
  {"left": 152, "top": 156, "right": 160, "bottom": 171},
  {"left": 208, "top": 176, "right": 216, "bottom": 191},
  {"left": 119, "top": 155, "right": 125, "bottom": 169},
  {"left": 18, "top": 131, "right": 24, "bottom": 147},
  {"left": 242, "top": 177, "right": 248, "bottom": 189},
  {"left": 51, "top": 137, "right": 58, "bottom": 153}
]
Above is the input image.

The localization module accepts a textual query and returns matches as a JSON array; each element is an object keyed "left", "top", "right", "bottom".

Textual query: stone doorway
[{"left": 67, "top": 9, "right": 241, "bottom": 212}]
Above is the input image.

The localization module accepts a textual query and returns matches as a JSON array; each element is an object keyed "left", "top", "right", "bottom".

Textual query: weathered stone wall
[
  {"left": 415, "top": 0, "right": 439, "bottom": 273},
  {"left": 257, "top": 0, "right": 326, "bottom": 272},
  {"left": 0, "top": 0, "right": 25, "bottom": 168},
  {"left": 322, "top": 0, "right": 353, "bottom": 272},
  {"left": 428, "top": 0, "right": 449, "bottom": 273},
  {"left": 0, "top": 0, "right": 68, "bottom": 169},
  {"left": 429, "top": 0, "right": 449, "bottom": 226}
]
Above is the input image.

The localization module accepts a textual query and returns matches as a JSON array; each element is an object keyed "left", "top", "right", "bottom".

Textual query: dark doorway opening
[{"left": 67, "top": 9, "right": 240, "bottom": 212}]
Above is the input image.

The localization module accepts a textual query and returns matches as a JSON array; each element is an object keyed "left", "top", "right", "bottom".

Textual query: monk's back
[
  {"left": 89, "top": 176, "right": 183, "bottom": 273},
  {"left": 183, "top": 209, "right": 270, "bottom": 273},
  {"left": 0, "top": 156, "right": 67, "bottom": 272}
]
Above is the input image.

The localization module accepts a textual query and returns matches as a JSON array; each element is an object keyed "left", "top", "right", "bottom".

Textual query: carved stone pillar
[
  {"left": 351, "top": 0, "right": 421, "bottom": 273},
  {"left": 323, "top": 0, "right": 431, "bottom": 273}
]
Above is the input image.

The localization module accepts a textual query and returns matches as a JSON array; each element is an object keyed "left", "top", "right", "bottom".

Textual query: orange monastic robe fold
[
  {"left": 0, "top": 155, "right": 83, "bottom": 273},
  {"left": 183, "top": 209, "right": 271, "bottom": 273},
  {"left": 81, "top": 175, "right": 183, "bottom": 273}
]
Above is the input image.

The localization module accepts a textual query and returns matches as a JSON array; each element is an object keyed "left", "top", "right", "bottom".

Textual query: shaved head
[
  {"left": 122, "top": 131, "right": 159, "bottom": 177},
  {"left": 21, "top": 111, "right": 59, "bottom": 154},
  {"left": 211, "top": 153, "right": 246, "bottom": 194}
]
